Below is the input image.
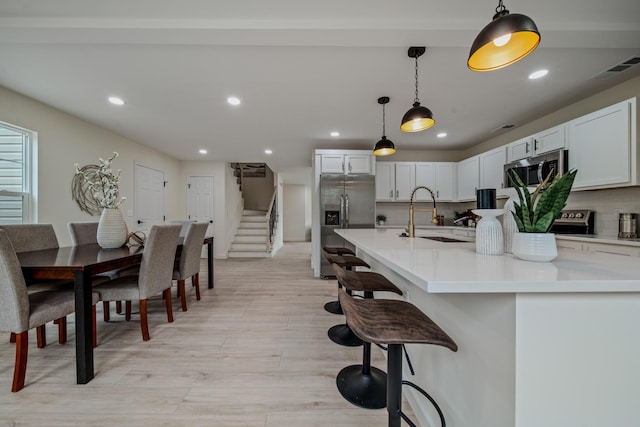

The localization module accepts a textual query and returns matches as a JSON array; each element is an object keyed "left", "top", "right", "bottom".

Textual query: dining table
[{"left": 17, "top": 235, "right": 215, "bottom": 385}]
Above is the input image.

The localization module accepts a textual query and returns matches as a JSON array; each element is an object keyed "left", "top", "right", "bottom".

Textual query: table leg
[
  {"left": 73, "top": 270, "right": 94, "bottom": 384},
  {"left": 207, "top": 240, "right": 214, "bottom": 289}
]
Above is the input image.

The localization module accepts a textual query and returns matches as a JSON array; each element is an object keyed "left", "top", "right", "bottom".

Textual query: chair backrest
[
  {"left": 137, "top": 224, "right": 181, "bottom": 299},
  {"left": 0, "top": 230, "right": 30, "bottom": 333},
  {"left": 67, "top": 222, "right": 99, "bottom": 245},
  {"left": 175, "top": 222, "right": 209, "bottom": 280},
  {"left": 0, "top": 224, "right": 59, "bottom": 253}
]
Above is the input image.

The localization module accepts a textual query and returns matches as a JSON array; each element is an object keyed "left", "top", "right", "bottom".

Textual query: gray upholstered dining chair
[
  {"left": 0, "top": 229, "right": 77, "bottom": 392},
  {"left": 0, "top": 224, "right": 70, "bottom": 347},
  {"left": 95, "top": 224, "right": 181, "bottom": 341},
  {"left": 67, "top": 221, "right": 139, "bottom": 321},
  {"left": 173, "top": 222, "right": 208, "bottom": 311}
]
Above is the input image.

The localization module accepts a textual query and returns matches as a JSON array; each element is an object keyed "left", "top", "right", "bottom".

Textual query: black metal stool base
[
  {"left": 328, "top": 324, "right": 363, "bottom": 347},
  {"left": 336, "top": 364, "right": 387, "bottom": 409},
  {"left": 324, "top": 300, "right": 343, "bottom": 315}
]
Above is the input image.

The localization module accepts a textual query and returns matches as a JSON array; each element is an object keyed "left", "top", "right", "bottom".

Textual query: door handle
[
  {"left": 340, "top": 194, "right": 345, "bottom": 228},
  {"left": 137, "top": 220, "right": 144, "bottom": 224},
  {"left": 344, "top": 195, "right": 350, "bottom": 228},
  {"left": 209, "top": 220, "right": 213, "bottom": 223}
]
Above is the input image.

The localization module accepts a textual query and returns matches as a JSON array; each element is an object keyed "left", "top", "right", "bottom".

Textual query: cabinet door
[
  {"left": 568, "top": 100, "right": 632, "bottom": 189},
  {"left": 414, "top": 163, "right": 436, "bottom": 201},
  {"left": 394, "top": 163, "right": 415, "bottom": 201},
  {"left": 435, "top": 163, "right": 456, "bottom": 201},
  {"left": 346, "top": 155, "right": 372, "bottom": 174},
  {"left": 480, "top": 146, "right": 506, "bottom": 190},
  {"left": 321, "top": 155, "right": 345, "bottom": 174},
  {"left": 532, "top": 124, "right": 565, "bottom": 155},
  {"left": 457, "top": 156, "right": 480, "bottom": 201},
  {"left": 507, "top": 137, "right": 532, "bottom": 162},
  {"left": 375, "top": 163, "right": 395, "bottom": 201}
]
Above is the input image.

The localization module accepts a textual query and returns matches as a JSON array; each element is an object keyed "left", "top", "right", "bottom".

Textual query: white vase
[
  {"left": 472, "top": 209, "right": 505, "bottom": 255},
  {"left": 512, "top": 232, "right": 558, "bottom": 262},
  {"left": 502, "top": 196, "right": 518, "bottom": 254},
  {"left": 97, "top": 208, "right": 128, "bottom": 249}
]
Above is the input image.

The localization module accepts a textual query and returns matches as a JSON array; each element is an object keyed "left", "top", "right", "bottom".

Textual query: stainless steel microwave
[{"left": 503, "top": 149, "right": 568, "bottom": 188}]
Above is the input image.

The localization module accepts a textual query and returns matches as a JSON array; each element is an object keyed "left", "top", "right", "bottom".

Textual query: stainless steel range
[{"left": 549, "top": 209, "right": 595, "bottom": 235}]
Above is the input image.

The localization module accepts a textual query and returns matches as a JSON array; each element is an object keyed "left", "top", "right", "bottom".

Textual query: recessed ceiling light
[
  {"left": 199, "top": 149, "right": 207, "bottom": 154},
  {"left": 437, "top": 132, "right": 447, "bottom": 138},
  {"left": 227, "top": 96, "right": 241, "bottom": 106},
  {"left": 264, "top": 149, "right": 273, "bottom": 155},
  {"left": 529, "top": 69, "right": 549, "bottom": 80},
  {"left": 108, "top": 96, "right": 125, "bottom": 106},
  {"left": 330, "top": 131, "right": 340, "bottom": 137}
]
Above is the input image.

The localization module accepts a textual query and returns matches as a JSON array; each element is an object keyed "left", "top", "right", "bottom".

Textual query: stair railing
[{"left": 265, "top": 187, "right": 277, "bottom": 253}]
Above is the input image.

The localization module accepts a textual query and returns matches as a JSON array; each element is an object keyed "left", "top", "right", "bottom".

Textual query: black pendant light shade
[
  {"left": 373, "top": 96, "right": 396, "bottom": 156},
  {"left": 468, "top": 1, "right": 540, "bottom": 72},
  {"left": 401, "top": 46, "right": 435, "bottom": 133}
]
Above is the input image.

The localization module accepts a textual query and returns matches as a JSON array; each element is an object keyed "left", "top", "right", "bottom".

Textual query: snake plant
[{"left": 509, "top": 168, "right": 578, "bottom": 233}]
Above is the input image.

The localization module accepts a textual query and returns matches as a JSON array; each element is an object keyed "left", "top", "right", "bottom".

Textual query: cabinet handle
[
  {"left": 348, "top": 162, "right": 352, "bottom": 173},
  {"left": 396, "top": 190, "right": 399, "bottom": 198},
  {"left": 390, "top": 190, "right": 393, "bottom": 198},
  {"left": 436, "top": 190, "right": 439, "bottom": 198},
  {"left": 526, "top": 142, "right": 530, "bottom": 153},
  {"left": 534, "top": 139, "right": 539, "bottom": 151},
  {"left": 342, "top": 162, "right": 345, "bottom": 173}
]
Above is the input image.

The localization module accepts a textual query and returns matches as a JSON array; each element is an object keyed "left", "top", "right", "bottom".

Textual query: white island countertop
[{"left": 336, "top": 228, "right": 640, "bottom": 294}]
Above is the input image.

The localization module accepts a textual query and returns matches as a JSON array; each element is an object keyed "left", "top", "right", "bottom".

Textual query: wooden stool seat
[
  {"left": 322, "top": 245, "right": 355, "bottom": 256},
  {"left": 339, "top": 287, "right": 457, "bottom": 426},
  {"left": 332, "top": 264, "right": 402, "bottom": 295},
  {"left": 321, "top": 249, "right": 369, "bottom": 317}
]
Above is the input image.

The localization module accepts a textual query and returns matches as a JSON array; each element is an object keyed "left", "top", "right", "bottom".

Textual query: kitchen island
[{"left": 336, "top": 228, "right": 640, "bottom": 427}]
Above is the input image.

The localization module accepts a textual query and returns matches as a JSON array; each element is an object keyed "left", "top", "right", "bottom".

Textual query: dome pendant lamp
[
  {"left": 401, "top": 46, "right": 435, "bottom": 133},
  {"left": 468, "top": 0, "right": 540, "bottom": 72},
  {"left": 373, "top": 96, "right": 396, "bottom": 156}
]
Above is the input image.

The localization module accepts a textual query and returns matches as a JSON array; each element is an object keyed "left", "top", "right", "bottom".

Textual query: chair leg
[
  {"left": 125, "top": 301, "right": 132, "bottom": 321},
  {"left": 193, "top": 273, "right": 201, "bottom": 301},
  {"left": 92, "top": 305, "right": 98, "bottom": 349},
  {"left": 103, "top": 301, "right": 110, "bottom": 322},
  {"left": 115, "top": 300, "right": 122, "bottom": 314},
  {"left": 12, "top": 331, "right": 28, "bottom": 392},
  {"left": 56, "top": 317, "right": 67, "bottom": 344},
  {"left": 164, "top": 288, "right": 174, "bottom": 323},
  {"left": 140, "top": 299, "right": 150, "bottom": 341},
  {"left": 10, "top": 332, "right": 16, "bottom": 343},
  {"left": 178, "top": 279, "right": 187, "bottom": 311},
  {"left": 36, "top": 325, "right": 46, "bottom": 348}
]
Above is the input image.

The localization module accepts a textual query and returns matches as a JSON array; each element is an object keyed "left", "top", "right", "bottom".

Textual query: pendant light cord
[
  {"left": 414, "top": 55, "right": 420, "bottom": 104},
  {"left": 382, "top": 103, "right": 387, "bottom": 137}
]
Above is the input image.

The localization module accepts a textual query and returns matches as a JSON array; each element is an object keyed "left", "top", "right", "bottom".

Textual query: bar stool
[
  {"left": 321, "top": 245, "right": 357, "bottom": 315},
  {"left": 339, "top": 287, "right": 458, "bottom": 427},
  {"left": 323, "top": 251, "right": 370, "bottom": 347},
  {"left": 332, "top": 263, "right": 403, "bottom": 409}
]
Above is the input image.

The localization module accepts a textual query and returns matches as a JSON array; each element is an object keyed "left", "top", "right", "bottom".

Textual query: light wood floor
[{"left": 0, "top": 242, "right": 412, "bottom": 426}]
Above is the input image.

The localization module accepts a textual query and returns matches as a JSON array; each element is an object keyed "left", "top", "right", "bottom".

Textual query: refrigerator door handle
[
  {"left": 340, "top": 194, "right": 345, "bottom": 228},
  {"left": 344, "top": 194, "right": 350, "bottom": 228}
]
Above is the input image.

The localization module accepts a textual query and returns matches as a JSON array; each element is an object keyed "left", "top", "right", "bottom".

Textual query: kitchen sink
[{"left": 418, "top": 236, "right": 468, "bottom": 243}]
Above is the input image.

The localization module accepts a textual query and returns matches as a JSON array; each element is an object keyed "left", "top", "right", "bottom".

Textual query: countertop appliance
[
  {"left": 549, "top": 209, "right": 595, "bottom": 235},
  {"left": 319, "top": 174, "right": 375, "bottom": 278},
  {"left": 504, "top": 149, "right": 568, "bottom": 188}
]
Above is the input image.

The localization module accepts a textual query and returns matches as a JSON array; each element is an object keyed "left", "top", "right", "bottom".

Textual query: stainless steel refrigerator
[{"left": 319, "top": 174, "right": 375, "bottom": 278}]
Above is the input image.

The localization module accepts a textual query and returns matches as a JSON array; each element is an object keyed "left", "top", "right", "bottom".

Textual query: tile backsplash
[{"left": 376, "top": 186, "right": 640, "bottom": 236}]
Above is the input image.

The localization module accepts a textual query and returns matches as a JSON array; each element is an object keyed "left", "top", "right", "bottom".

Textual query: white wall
[
  {"left": 0, "top": 85, "right": 180, "bottom": 246},
  {"left": 283, "top": 184, "right": 308, "bottom": 241}
]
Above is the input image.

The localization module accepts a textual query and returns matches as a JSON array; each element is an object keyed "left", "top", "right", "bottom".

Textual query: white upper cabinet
[
  {"left": 507, "top": 124, "right": 566, "bottom": 162},
  {"left": 479, "top": 146, "right": 507, "bottom": 190},
  {"left": 414, "top": 162, "right": 457, "bottom": 202},
  {"left": 375, "top": 162, "right": 415, "bottom": 201},
  {"left": 320, "top": 152, "right": 374, "bottom": 174},
  {"left": 568, "top": 98, "right": 637, "bottom": 190},
  {"left": 457, "top": 155, "right": 480, "bottom": 201}
]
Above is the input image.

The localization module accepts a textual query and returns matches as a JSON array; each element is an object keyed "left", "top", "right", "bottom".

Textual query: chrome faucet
[{"left": 408, "top": 185, "right": 438, "bottom": 238}]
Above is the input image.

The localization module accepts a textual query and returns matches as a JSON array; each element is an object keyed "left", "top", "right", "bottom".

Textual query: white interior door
[
  {"left": 135, "top": 163, "right": 165, "bottom": 232},
  {"left": 187, "top": 176, "right": 214, "bottom": 256}
]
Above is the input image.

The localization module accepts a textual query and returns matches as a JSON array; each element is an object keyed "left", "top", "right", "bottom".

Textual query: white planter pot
[
  {"left": 512, "top": 232, "right": 558, "bottom": 262},
  {"left": 97, "top": 208, "right": 128, "bottom": 249}
]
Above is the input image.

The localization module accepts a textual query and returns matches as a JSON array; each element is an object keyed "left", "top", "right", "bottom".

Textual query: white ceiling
[{"left": 1, "top": 0, "right": 639, "bottom": 185}]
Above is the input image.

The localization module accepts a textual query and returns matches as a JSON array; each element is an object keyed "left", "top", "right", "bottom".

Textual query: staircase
[{"left": 228, "top": 210, "right": 271, "bottom": 258}]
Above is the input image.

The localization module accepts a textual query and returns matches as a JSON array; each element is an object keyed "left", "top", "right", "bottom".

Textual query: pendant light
[
  {"left": 468, "top": 0, "right": 540, "bottom": 72},
  {"left": 401, "top": 46, "right": 435, "bottom": 133},
  {"left": 373, "top": 96, "right": 396, "bottom": 156}
]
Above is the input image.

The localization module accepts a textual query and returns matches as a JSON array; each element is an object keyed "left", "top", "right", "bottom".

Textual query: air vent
[
  {"left": 491, "top": 124, "right": 516, "bottom": 133},
  {"left": 590, "top": 56, "right": 640, "bottom": 80}
]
